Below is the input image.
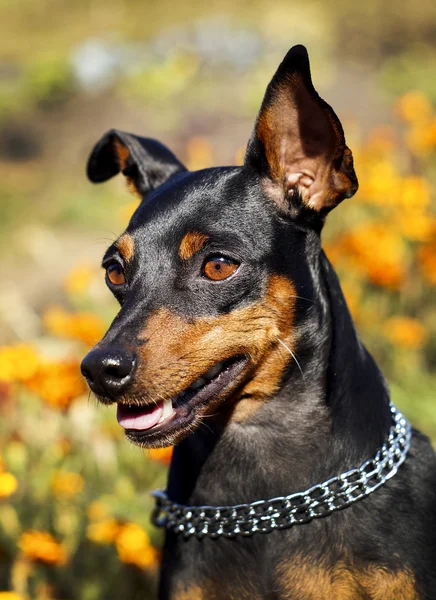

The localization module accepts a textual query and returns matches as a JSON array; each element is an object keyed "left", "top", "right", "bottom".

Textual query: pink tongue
[{"left": 117, "top": 401, "right": 163, "bottom": 431}]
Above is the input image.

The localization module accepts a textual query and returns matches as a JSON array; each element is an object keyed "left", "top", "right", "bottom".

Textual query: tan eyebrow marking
[
  {"left": 179, "top": 232, "right": 209, "bottom": 260},
  {"left": 116, "top": 233, "right": 135, "bottom": 262}
]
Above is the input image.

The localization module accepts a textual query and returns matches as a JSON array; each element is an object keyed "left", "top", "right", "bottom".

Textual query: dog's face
[{"left": 81, "top": 45, "right": 358, "bottom": 448}]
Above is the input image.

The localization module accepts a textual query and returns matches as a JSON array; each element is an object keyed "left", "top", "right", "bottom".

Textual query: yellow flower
[
  {"left": 25, "top": 359, "right": 86, "bottom": 410},
  {"left": 64, "top": 264, "right": 96, "bottom": 297},
  {"left": 399, "top": 176, "right": 431, "bottom": 210},
  {"left": 0, "top": 344, "right": 40, "bottom": 383},
  {"left": 43, "top": 306, "right": 106, "bottom": 347},
  {"left": 0, "top": 473, "right": 18, "bottom": 498},
  {"left": 87, "top": 518, "right": 121, "bottom": 545},
  {"left": 147, "top": 446, "right": 173, "bottom": 465},
  {"left": 52, "top": 471, "right": 85, "bottom": 498},
  {"left": 383, "top": 317, "right": 428, "bottom": 350},
  {"left": 395, "top": 91, "right": 432, "bottom": 123},
  {"left": 395, "top": 211, "right": 433, "bottom": 242},
  {"left": 87, "top": 500, "right": 108, "bottom": 521},
  {"left": 406, "top": 120, "right": 436, "bottom": 155},
  {"left": 0, "top": 593, "right": 24, "bottom": 600},
  {"left": 115, "top": 523, "right": 159, "bottom": 569},
  {"left": 358, "top": 159, "right": 401, "bottom": 206},
  {"left": 19, "top": 530, "right": 68, "bottom": 565}
]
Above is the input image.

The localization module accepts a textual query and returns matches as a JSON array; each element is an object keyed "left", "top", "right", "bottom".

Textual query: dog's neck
[{"left": 167, "top": 249, "right": 392, "bottom": 506}]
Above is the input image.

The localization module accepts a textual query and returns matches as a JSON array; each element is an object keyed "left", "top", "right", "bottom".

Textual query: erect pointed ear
[
  {"left": 86, "top": 129, "right": 186, "bottom": 197},
  {"left": 245, "top": 45, "right": 358, "bottom": 222}
]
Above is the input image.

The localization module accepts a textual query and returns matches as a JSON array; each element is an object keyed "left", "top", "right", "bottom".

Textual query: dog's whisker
[{"left": 277, "top": 337, "right": 306, "bottom": 388}]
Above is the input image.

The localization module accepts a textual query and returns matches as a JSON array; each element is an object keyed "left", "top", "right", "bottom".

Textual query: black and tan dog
[{"left": 81, "top": 45, "right": 436, "bottom": 599}]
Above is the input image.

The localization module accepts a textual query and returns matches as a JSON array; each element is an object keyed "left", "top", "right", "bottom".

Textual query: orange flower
[
  {"left": 395, "top": 211, "right": 433, "bottom": 242},
  {"left": 395, "top": 91, "right": 432, "bottom": 124},
  {"left": 365, "top": 125, "right": 398, "bottom": 157},
  {"left": 64, "top": 264, "right": 96, "bottom": 297},
  {"left": 43, "top": 306, "right": 106, "bottom": 347},
  {"left": 418, "top": 240, "right": 436, "bottom": 285},
  {"left": 332, "top": 224, "right": 407, "bottom": 289},
  {"left": 52, "top": 471, "right": 85, "bottom": 498},
  {"left": 25, "top": 358, "right": 86, "bottom": 410},
  {"left": 19, "top": 531, "right": 68, "bottom": 565},
  {"left": 115, "top": 523, "right": 159, "bottom": 570},
  {"left": 383, "top": 317, "right": 428, "bottom": 350},
  {"left": 0, "top": 344, "right": 40, "bottom": 383},
  {"left": 0, "top": 472, "right": 18, "bottom": 498},
  {"left": 147, "top": 446, "right": 173, "bottom": 465},
  {"left": 87, "top": 519, "right": 121, "bottom": 545}
]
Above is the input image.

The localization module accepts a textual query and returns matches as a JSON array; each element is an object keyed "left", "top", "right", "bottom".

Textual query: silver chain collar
[{"left": 151, "top": 404, "right": 411, "bottom": 539}]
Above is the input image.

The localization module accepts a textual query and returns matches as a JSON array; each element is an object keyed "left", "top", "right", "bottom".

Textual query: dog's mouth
[{"left": 116, "top": 355, "right": 248, "bottom": 446}]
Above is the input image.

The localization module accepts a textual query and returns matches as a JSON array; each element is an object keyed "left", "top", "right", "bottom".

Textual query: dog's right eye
[{"left": 106, "top": 264, "right": 126, "bottom": 286}]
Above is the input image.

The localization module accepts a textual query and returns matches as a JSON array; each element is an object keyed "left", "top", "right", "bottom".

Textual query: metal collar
[{"left": 151, "top": 404, "right": 411, "bottom": 539}]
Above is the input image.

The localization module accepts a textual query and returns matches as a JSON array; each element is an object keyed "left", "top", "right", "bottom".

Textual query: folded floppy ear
[
  {"left": 87, "top": 129, "right": 186, "bottom": 197},
  {"left": 245, "top": 45, "right": 358, "bottom": 222}
]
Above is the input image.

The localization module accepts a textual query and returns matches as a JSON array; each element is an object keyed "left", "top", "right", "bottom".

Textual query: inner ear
[
  {"left": 87, "top": 129, "right": 186, "bottom": 198},
  {"left": 245, "top": 45, "right": 358, "bottom": 218}
]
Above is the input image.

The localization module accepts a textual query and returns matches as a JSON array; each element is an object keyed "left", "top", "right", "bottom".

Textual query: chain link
[{"left": 151, "top": 404, "right": 411, "bottom": 539}]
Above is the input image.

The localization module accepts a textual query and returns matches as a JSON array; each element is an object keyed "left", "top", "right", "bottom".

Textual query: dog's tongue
[{"left": 117, "top": 401, "right": 163, "bottom": 431}]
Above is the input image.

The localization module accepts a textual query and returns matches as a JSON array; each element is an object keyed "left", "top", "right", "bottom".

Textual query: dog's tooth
[
  {"left": 161, "top": 397, "right": 174, "bottom": 421},
  {"left": 205, "top": 362, "right": 223, "bottom": 380},
  {"left": 190, "top": 377, "right": 207, "bottom": 390}
]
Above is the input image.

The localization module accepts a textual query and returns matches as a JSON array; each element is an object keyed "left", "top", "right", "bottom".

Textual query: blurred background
[{"left": 0, "top": 0, "right": 435, "bottom": 598}]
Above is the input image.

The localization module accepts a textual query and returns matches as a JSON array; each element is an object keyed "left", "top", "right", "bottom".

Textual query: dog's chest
[{"left": 161, "top": 539, "right": 419, "bottom": 600}]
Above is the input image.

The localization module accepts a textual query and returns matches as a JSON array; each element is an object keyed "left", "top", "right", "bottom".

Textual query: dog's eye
[
  {"left": 203, "top": 257, "right": 239, "bottom": 281},
  {"left": 106, "top": 264, "right": 126, "bottom": 286}
]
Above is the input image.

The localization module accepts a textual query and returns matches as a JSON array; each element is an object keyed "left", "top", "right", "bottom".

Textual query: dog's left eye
[
  {"left": 203, "top": 256, "right": 239, "bottom": 281},
  {"left": 106, "top": 264, "right": 126, "bottom": 286}
]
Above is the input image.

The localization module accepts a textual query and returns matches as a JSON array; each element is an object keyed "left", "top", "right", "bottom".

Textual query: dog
[{"left": 81, "top": 45, "right": 436, "bottom": 599}]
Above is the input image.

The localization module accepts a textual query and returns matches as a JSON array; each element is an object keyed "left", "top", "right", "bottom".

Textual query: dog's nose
[{"left": 81, "top": 348, "right": 136, "bottom": 399}]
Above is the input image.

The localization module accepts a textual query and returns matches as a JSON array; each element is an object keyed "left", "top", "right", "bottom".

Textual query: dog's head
[{"left": 81, "top": 45, "right": 358, "bottom": 448}]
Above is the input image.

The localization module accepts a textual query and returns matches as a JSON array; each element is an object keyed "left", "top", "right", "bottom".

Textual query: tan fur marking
[
  {"left": 276, "top": 557, "right": 418, "bottom": 600},
  {"left": 173, "top": 584, "right": 203, "bottom": 600},
  {"left": 358, "top": 566, "right": 418, "bottom": 600},
  {"left": 173, "top": 582, "right": 261, "bottom": 600},
  {"left": 113, "top": 139, "right": 142, "bottom": 198},
  {"left": 179, "top": 232, "right": 209, "bottom": 260},
  {"left": 128, "top": 275, "right": 295, "bottom": 432},
  {"left": 114, "top": 139, "right": 130, "bottom": 170},
  {"left": 230, "top": 275, "right": 296, "bottom": 422},
  {"left": 116, "top": 233, "right": 134, "bottom": 263}
]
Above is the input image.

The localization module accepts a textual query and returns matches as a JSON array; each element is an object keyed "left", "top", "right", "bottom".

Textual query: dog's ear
[
  {"left": 87, "top": 129, "right": 186, "bottom": 197},
  {"left": 245, "top": 45, "right": 358, "bottom": 223}
]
